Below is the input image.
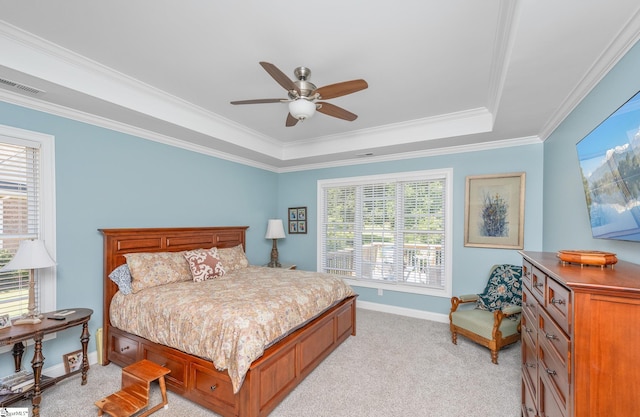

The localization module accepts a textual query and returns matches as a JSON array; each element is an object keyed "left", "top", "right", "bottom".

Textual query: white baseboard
[{"left": 356, "top": 300, "right": 449, "bottom": 323}]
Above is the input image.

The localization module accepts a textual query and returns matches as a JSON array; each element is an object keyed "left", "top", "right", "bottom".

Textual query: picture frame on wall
[
  {"left": 464, "top": 172, "right": 525, "bottom": 249},
  {"left": 288, "top": 207, "right": 307, "bottom": 234}
]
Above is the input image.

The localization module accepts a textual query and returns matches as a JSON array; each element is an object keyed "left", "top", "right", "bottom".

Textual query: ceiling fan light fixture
[{"left": 289, "top": 98, "right": 316, "bottom": 121}]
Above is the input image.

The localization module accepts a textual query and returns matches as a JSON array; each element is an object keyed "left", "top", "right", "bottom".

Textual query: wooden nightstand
[{"left": 263, "top": 263, "right": 296, "bottom": 270}]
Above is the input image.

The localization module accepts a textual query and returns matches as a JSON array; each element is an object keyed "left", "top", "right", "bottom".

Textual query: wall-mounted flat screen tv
[{"left": 576, "top": 90, "right": 640, "bottom": 242}]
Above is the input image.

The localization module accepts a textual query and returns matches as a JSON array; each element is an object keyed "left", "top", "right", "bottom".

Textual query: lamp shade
[
  {"left": 265, "top": 219, "right": 286, "bottom": 239},
  {"left": 288, "top": 99, "right": 316, "bottom": 120},
  {"left": 0, "top": 239, "right": 56, "bottom": 271}
]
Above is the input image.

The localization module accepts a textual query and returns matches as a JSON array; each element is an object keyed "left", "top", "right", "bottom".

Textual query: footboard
[{"left": 107, "top": 295, "right": 357, "bottom": 417}]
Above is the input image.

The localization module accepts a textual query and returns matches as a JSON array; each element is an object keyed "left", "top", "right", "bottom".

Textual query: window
[
  {"left": 318, "top": 169, "right": 452, "bottom": 297},
  {"left": 0, "top": 125, "right": 56, "bottom": 319}
]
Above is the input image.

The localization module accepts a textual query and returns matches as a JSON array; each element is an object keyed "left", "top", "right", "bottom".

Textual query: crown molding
[{"left": 538, "top": 6, "right": 640, "bottom": 141}]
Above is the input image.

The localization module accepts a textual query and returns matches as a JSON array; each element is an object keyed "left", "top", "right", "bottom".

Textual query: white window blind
[
  {"left": 319, "top": 169, "right": 452, "bottom": 297},
  {"left": 0, "top": 141, "right": 41, "bottom": 318}
]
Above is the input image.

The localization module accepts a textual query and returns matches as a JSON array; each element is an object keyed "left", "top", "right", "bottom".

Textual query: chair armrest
[
  {"left": 458, "top": 294, "right": 479, "bottom": 303},
  {"left": 502, "top": 305, "right": 522, "bottom": 316}
]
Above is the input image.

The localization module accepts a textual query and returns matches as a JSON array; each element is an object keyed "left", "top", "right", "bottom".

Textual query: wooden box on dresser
[{"left": 520, "top": 251, "right": 640, "bottom": 417}]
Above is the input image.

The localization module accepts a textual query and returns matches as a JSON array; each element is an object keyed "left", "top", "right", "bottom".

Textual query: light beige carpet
[{"left": 12, "top": 308, "right": 521, "bottom": 416}]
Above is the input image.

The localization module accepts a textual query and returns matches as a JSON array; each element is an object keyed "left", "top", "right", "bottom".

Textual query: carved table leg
[
  {"left": 31, "top": 335, "right": 44, "bottom": 417},
  {"left": 12, "top": 342, "right": 25, "bottom": 372},
  {"left": 80, "top": 322, "right": 90, "bottom": 385}
]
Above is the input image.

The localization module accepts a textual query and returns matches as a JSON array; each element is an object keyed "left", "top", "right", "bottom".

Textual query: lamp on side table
[
  {"left": 0, "top": 240, "right": 56, "bottom": 325},
  {"left": 265, "top": 219, "right": 286, "bottom": 268}
]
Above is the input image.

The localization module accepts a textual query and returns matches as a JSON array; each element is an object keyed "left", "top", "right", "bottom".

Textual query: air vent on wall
[{"left": 0, "top": 77, "right": 45, "bottom": 96}]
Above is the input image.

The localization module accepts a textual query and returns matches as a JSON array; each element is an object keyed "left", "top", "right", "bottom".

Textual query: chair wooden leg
[
  {"left": 491, "top": 349, "right": 498, "bottom": 364},
  {"left": 451, "top": 330, "right": 458, "bottom": 345}
]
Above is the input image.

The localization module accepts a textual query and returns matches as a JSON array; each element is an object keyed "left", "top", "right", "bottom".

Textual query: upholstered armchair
[{"left": 449, "top": 264, "right": 522, "bottom": 364}]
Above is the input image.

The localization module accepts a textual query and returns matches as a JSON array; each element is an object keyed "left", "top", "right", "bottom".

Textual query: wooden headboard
[{"left": 99, "top": 226, "right": 248, "bottom": 361}]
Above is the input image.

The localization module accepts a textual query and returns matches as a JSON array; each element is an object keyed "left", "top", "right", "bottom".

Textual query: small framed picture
[
  {"left": 288, "top": 207, "right": 307, "bottom": 234},
  {"left": 63, "top": 350, "right": 83, "bottom": 374},
  {"left": 0, "top": 314, "right": 11, "bottom": 329}
]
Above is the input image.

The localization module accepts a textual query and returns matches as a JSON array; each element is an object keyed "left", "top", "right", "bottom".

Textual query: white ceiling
[{"left": 1, "top": 0, "right": 640, "bottom": 171}]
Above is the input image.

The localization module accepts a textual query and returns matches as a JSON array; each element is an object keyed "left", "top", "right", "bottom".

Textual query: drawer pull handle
[
  {"left": 210, "top": 384, "right": 218, "bottom": 391},
  {"left": 120, "top": 346, "right": 130, "bottom": 352},
  {"left": 546, "top": 368, "right": 557, "bottom": 376},
  {"left": 545, "top": 333, "right": 557, "bottom": 340},
  {"left": 525, "top": 326, "right": 533, "bottom": 333},
  {"left": 550, "top": 297, "right": 565, "bottom": 305},
  {"left": 526, "top": 363, "right": 537, "bottom": 368},
  {"left": 534, "top": 282, "right": 544, "bottom": 288}
]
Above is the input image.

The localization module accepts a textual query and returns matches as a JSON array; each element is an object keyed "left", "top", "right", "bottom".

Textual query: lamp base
[
  {"left": 13, "top": 316, "right": 42, "bottom": 325},
  {"left": 267, "top": 260, "right": 282, "bottom": 268}
]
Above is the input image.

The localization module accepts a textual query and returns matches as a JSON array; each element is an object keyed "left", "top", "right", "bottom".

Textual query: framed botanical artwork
[
  {"left": 63, "top": 349, "right": 84, "bottom": 374},
  {"left": 288, "top": 207, "right": 307, "bottom": 234},
  {"left": 464, "top": 172, "right": 525, "bottom": 249}
]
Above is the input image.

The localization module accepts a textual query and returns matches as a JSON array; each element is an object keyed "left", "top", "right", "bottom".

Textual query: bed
[{"left": 100, "top": 226, "right": 357, "bottom": 417}]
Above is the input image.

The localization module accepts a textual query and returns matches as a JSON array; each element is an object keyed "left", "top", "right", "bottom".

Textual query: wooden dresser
[{"left": 520, "top": 251, "right": 640, "bottom": 417}]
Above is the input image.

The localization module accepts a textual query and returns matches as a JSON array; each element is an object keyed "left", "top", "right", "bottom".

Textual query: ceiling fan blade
[
  {"left": 286, "top": 113, "right": 299, "bottom": 127},
  {"left": 260, "top": 62, "right": 301, "bottom": 95},
  {"left": 314, "top": 79, "right": 368, "bottom": 100},
  {"left": 317, "top": 102, "right": 358, "bottom": 121},
  {"left": 230, "top": 98, "right": 286, "bottom": 105}
]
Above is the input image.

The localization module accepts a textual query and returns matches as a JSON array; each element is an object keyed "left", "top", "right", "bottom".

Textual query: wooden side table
[
  {"left": 263, "top": 263, "right": 296, "bottom": 270},
  {"left": 0, "top": 308, "right": 93, "bottom": 417}
]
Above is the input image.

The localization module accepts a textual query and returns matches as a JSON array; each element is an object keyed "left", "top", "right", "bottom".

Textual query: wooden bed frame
[{"left": 100, "top": 226, "right": 357, "bottom": 417}]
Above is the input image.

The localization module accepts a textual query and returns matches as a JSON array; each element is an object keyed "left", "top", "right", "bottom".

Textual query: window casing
[
  {"left": 317, "top": 169, "right": 452, "bottom": 297},
  {"left": 0, "top": 125, "right": 56, "bottom": 319}
]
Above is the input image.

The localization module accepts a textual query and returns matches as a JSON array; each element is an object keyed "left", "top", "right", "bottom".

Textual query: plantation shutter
[
  {"left": 320, "top": 175, "right": 447, "bottom": 289},
  {"left": 0, "top": 140, "right": 41, "bottom": 318}
]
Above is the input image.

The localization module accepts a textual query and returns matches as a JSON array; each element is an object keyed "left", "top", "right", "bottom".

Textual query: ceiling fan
[{"left": 230, "top": 62, "right": 368, "bottom": 127}]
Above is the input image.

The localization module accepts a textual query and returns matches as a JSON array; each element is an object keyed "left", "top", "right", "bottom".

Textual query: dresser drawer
[
  {"left": 530, "top": 266, "right": 546, "bottom": 304},
  {"left": 546, "top": 277, "right": 571, "bottom": 334},
  {"left": 540, "top": 370, "right": 568, "bottom": 417},
  {"left": 539, "top": 336, "right": 569, "bottom": 412},
  {"left": 522, "top": 286, "right": 538, "bottom": 325},
  {"left": 521, "top": 329, "right": 538, "bottom": 393},
  {"left": 538, "top": 308, "right": 569, "bottom": 368},
  {"left": 189, "top": 362, "right": 237, "bottom": 415},
  {"left": 522, "top": 376, "right": 538, "bottom": 417},
  {"left": 522, "top": 259, "right": 533, "bottom": 290}
]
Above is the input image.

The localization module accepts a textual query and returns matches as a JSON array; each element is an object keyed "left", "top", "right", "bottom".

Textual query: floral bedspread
[{"left": 110, "top": 266, "right": 355, "bottom": 393}]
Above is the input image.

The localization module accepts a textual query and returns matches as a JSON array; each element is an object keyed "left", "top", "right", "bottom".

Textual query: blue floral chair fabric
[
  {"left": 476, "top": 264, "right": 522, "bottom": 311},
  {"left": 449, "top": 264, "right": 523, "bottom": 364}
]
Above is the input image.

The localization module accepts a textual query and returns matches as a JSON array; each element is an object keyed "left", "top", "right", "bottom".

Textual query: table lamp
[
  {"left": 265, "top": 219, "right": 286, "bottom": 267},
  {"left": 0, "top": 240, "right": 56, "bottom": 325}
]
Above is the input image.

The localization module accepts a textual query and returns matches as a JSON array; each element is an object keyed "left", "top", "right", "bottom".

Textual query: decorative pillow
[
  {"left": 183, "top": 247, "right": 226, "bottom": 282},
  {"left": 125, "top": 251, "right": 192, "bottom": 293},
  {"left": 108, "top": 264, "right": 133, "bottom": 295},
  {"left": 216, "top": 244, "right": 249, "bottom": 272},
  {"left": 476, "top": 264, "right": 522, "bottom": 312}
]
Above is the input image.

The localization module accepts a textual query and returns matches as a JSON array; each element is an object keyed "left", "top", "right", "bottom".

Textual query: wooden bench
[{"left": 95, "top": 359, "right": 170, "bottom": 417}]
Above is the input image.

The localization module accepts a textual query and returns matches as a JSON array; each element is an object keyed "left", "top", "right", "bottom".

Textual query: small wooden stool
[{"left": 95, "top": 359, "right": 171, "bottom": 417}]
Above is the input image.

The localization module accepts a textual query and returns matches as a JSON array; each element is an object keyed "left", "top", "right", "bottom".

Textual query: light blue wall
[
  {"left": 2, "top": 37, "right": 638, "bottom": 373},
  {"left": 0, "top": 102, "right": 279, "bottom": 374},
  {"left": 277, "top": 144, "right": 544, "bottom": 314},
  {"left": 542, "top": 40, "right": 640, "bottom": 262}
]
